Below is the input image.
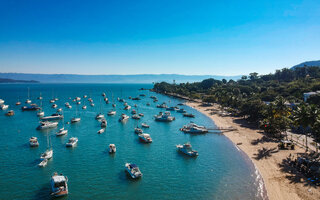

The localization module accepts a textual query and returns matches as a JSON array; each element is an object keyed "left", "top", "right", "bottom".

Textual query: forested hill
[{"left": 0, "top": 78, "right": 39, "bottom": 83}]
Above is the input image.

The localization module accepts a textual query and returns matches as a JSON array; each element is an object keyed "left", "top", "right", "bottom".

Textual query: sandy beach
[{"left": 187, "top": 101, "right": 320, "bottom": 200}]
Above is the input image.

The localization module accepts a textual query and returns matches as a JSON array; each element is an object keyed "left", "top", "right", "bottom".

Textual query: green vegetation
[{"left": 153, "top": 66, "right": 320, "bottom": 145}]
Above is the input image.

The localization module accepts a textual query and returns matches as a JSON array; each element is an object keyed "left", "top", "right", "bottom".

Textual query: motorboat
[
  {"left": 83, "top": 95, "right": 87, "bottom": 98},
  {"left": 166, "top": 107, "right": 177, "bottom": 111},
  {"left": 25, "top": 99, "right": 32, "bottom": 104},
  {"left": 104, "top": 97, "right": 108, "bottom": 102},
  {"left": 56, "top": 127, "right": 68, "bottom": 136},
  {"left": 138, "top": 113, "right": 144, "bottom": 117},
  {"left": 82, "top": 105, "right": 87, "bottom": 110},
  {"left": 22, "top": 105, "right": 40, "bottom": 111},
  {"left": 40, "top": 113, "right": 63, "bottom": 121},
  {"left": 131, "top": 110, "right": 137, "bottom": 114},
  {"left": 97, "top": 128, "right": 105, "bottom": 134},
  {"left": 141, "top": 123, "right": 150, "bottom": 128},
  {"left": 132, "top": 114, "right": 141, "bottom": 119},
  {"left": 57, "top": 108, "right": 62, "bottom": 112},
  {"left": 154, "top": 111, "right": 175, "bottom": 122},
  {"left": 176, "top": 143, "right": 198, "bottom": 157},
  {"left": 54, "top": 98, "right": 59, "bottom": 101},
  {"left": 66, "top": 137, "right": 78, "bottom": 147},
  {"left": 138, "top": 133, "right": 152, "bottom": 143},
  {"left": 29, "top": 137, "right": 39, "bottom": 147},
  {"left": 50, "top": 172, "right": 68, "bottom": 197},
  {"left": 132, "top": 97, "right": 141, "bottom": 100},
  {"left": 177, "top": 108, "right": 186, "bottom": 113},
  {"left": 180, "top": 123, "right": 208, "bottom": 134},
  {"left": 112, "top": 103, "right": 116, "bottom": 107},
  {"left": 36, "top": 121, "right": 58, "bottom": 130},
  {"left": 52, "top": 104, "right": 58, "bottom": 108},
  {"left": 183, "top": 113, "right": 195, "bottom": 118},
  {"left": 101, "top": 119, "right": 107, "bottom": 128},
  {"left": 125, "top": 163, "right": 142, "bottom": 179},
  {"left": 40, "top": 149, "right": 53, "bottom": 160},
  {"left": 134, "top": 127, "right": 143, "bottom": 134},
  {"left": 102, "top": 93, "right": 106, "bottom": 97},
  {"left": 71, "top": 117, "right": 81, "bottom": 123},
  {"left": 156, "top": 103, "right": 168, "bottom": 108},
  {"left": 90, "top": 103, "right": 95, "bottom": 107},
  {"left": 119, "top": 114, "right": 129, "bottom": 122},
  {"left": 109, "top": 144, "right": 116, "bottom": 153},
  {"left": 95, "top": 113, "right": 104, "bottom": 119},
  {"left": 76, "top": 97, "right": 81, "bottom": 101},
  {"left": 50, "top": 99, "right": 55, "bottom": 103},
  {"left": 124, "top": 105, "right": 131, "bottom": 110},
  {"left": 107, "top": 110, "right": 116, "bottom": 115},
  {"left": 124, "top": 102, "right": 128, "bottom": 106},
  {"left": 37, "top": 110, "right": 45, "bottom": 117},
  {"left": 0, "top": 104, "right": 9, "bottom": 110},
  {"left": 38, "top": 159, "right": 48, "bottom": 167},
  {"left": 5, "top": 110, "right": 14, "bottom": 116},
  {"left": 0, "top": 99, "right": 4, "bottom": 104},
  {"left": 16, "top": 101, "right": 21, "bottom": 105},
  {"left": 67, "top": 105, "right": 72, "bottom": 109},
  {"left": 77, "top": 101, "right": 81, "bottom": 105}
]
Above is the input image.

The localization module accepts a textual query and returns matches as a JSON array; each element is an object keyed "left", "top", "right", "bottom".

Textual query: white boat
[
  {"left": 177, "top": 108, "right": 186, "bottom": 113},
  {"left": 141, "top": 123, "right": 150, "bottom": 128},
  {"left": 154, "top": 111, "right": 175, "bottom": 122},
  {"left": 132, "top": 114, "right": 141, "bottom": 119},
  {"left": 36, "top": 121, "right": 58, "bottom": 130},
  {"left": 124, "top": 105, "right": 131, "bottom": 110},
  {"left": 119, "top": 114, "right": 129, "bottom": 122},
  {"left": 65, "top": 102, "right": 70, "bottom": 107},
  {"left": 50, "top": 172, "right": 68, "bottom": 197},
  {"left": 16, "top": 101, "right": 21, "bottom": 105},
  {"left": 82, "top": 105, "right": 87, "bottom": 110},
  {"left": 40, "top": 149, "right": 53, "bottom": 160},
  {"left": 156, "top": 103, "right": 168, "bottom": 108},
  {"left": 101, "top": 119, "right": 107, "bottom": 128},
  {"left": 107, "top": 110, "right": 116, "bottom": 115},
  {"left": 95, "top": 113, "right": 104, "bottom": 119},
  {"left": 83, "top": 95, "right": 87, "bottom": 98},
  {"left": 52, "top": 104, "right": 58, "bottom": 108},
  {"left": 77, "top": 101, "right": 81, "bottom": 105},
  {"left": 102, "top": 93, "right": 106, "bottom": 97},
  {"left": 135, "top": 127, "right": 143, "bottom": 134},
  {"left": 67, "top": 105, "right": 72, "bottom": 109},
  {"left": 0, "top": 99, "right": 4, "bottom": 104},
  {"left": 50, "top": 99, "right": 55, "bottom": 103},
  {"left": 66, "top": 137, "right": 78, "bottom": 147},
  {"left": 57, "top": 108, "right": 62, "bottom": 112},
  {"left": 90, "top": 103, "right": 95, "bottom": 107},
  {"left": 97, "top": 128, "right": 105, "bottom": 134},
  {"left": 125, "top": 163, "right": 142, "bottom": 179},
  {"left": 76, "top": 97, "right": 81, "bottom": 101},
  {"left": 0, "top": 104, "right": 9, "bottom": 110},
  {"left": 71, "top": 117, "right": 81, "bottom": 123},
  {"left": 37, "top": 111, "right": 45, "bottom": 117},
  {"left": 131, "top": 110, "right": 137, "bottom": 114},
  {"left": 29, "top": 137, "right": 39, "bottom": 147},
  {"left": 138, "top": 133, "right": 152, "bottom": 143},
  {"left": 109, "top": 144, "right": 116, "bottom": 153},
  {"left": 26, "top": 87, "right": 31, "bottom": 103},
  {"left": 180, "top": 123, "right": 208, "bottom": 134},
  {"left": 56, "top": 127, "right": 68, "bottom": 136},
  {"left": 176, "top": 143, "right": 198, "bottom": 157},
  {"left": 40, "top": 113, "right": 63, "bottom": 121},
  {"left": 112, "top": 103, "right": 116, "bottom": 107},
  {"left": 38, "top": 159, "right": 48, "bottom": 167},
  {"left": 138, "top": 113, "right": 144, "bottom": 117},
  {"left": 26, "top": 99, "right": 32, "bottom": 104},
  {"left": 5, "top": 110, "right": 15, "bottom": 116}
]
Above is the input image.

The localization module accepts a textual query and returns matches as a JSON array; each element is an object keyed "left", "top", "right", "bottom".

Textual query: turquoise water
[{"left": 0, "top": 84, "right": 265, "bottom": 200}]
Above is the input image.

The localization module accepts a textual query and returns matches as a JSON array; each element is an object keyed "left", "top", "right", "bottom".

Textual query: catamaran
[{"left": 50, "top": 172, "right": 68, "bottom": 197}]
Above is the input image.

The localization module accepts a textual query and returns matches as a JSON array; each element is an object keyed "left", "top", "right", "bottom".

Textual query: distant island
[
  {"left": 0, "top": 73, "right": 241, "bottom": 83},
  {"left": 0, "top": 78, "right": 39, "bottom": 83},
  {"left": 291, "top": 60, "right": 320, "bottom": 69}
]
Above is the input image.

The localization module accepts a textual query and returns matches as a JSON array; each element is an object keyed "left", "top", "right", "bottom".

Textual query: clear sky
[{"left": 0, "top": 0, "right": 319, "bottom": 75}]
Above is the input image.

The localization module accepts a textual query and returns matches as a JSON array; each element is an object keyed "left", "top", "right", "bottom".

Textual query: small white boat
[
  {"left": 156, "top": 103, "right": 168, "bottom": 108},
  {"left": 180, "top": 123, "right": 208, "bottom": 134},
  {"left": 101, "top": 119, "right": 107, "bottom": 128},
  {"left": 138, "top": 133, "right": 152, "bottom": 143},
  {"left": 82, "top": 105, "right": 87, "bottom": 110},
  {"left": 29, "top": 137, "right": 39, "bottom": 147},
  {"left": 25, "top": 99, "right": 32, "bottom": 104},
  {"left": 134, "top": 127, "right": 143, "bottom": 134},
  {"left": 5, "top": 110, "right": 15, "bottom": 116},
  {"left": 125, "top": 163, "right": 142, "bottom": 179},
  {"left": 40, "top": 113, "right": 63, "bottom": 121},
  {"left": 76, "top": 97, "right": 81, "bottom": 101},
  {"left": 71, "top": 117, "right": 81, "bottom": 123},
  {"left": 112, "top": 103, "right": 116, "bottom": 107},
  {"left": 154, "top": 111, "right": 175, "bottom": 122},
  {"left": 0, "top": 104, "right": 9, "bottom": 110},
  {"left": 37, "top": 111, "right": 45, "bottom": 117},
  {"left": 36, "top": 121, "right": 58, "bottom": 130},
  {"left": 132, "top": 114, "right": 141, "bottom": 119},
  {"left": 83, "top": 95, "right": 87, "bottom": 98},
  {"left": 50, "top": 99, "right": 55, "bottom": 103},
  {"left": 97, "top": 128, "right": 105, "bottom": 134},
  {"left": 102, "top": 93, "right": 106, "bottom": 97},
  {"left": 95, "top": 113, "right": 104, "bottom": 119},
  {"left": 107, "top": 110, "right": 116, "bottom": 115},
  {"left": 90, "top": 103, "right": 95, "bottom": 107},
  {"left": 40, "top": 149, "right": 53, "bottom": 160},
  {"left": 54, "top": 98, "right": 59, "bottom": 101},
  {"left": 52, "top": 104, "right": 58, "bottom": 108},
  {"left": 56, "top": 127, "right": 68, "bottom": 136},
  {"left": 16, "top": 101, "right": 21, "bottom": 105},
  {"left": 119, "top": 114, "right": 129, "bottom": 122},
  {"left": 109, "top": 144, "right": 116, "bottom": 153},
  {"left": 124, "top": 105, "right": 131, "bottom": 110},
  {"left": 77, "top": 101, "right": 81, "bottom": 105},
  {"left": 66, "top": 137, "right": 78, "bottom": 147},
  {"left": 176, "top": 143, "right": 198, "bottom": 157},
  {"left": 67, "top": 105, "right": 72, "bottom": 109},
  {"left": 141, "top": 123, "right": 150, "bottom": 128},
  {"left": 38, "top": 159, "right": 48, "bottom": 167},
  {"left": 50, "top": 172, "right": 68, "bottom": 197},
  {"left": 0, "top": 99, "right": 4, "bottom": 104},
  {"left": 57, "top": 108, "right": 62, "bottom": 112},
  {"left": 138, "top": 113, "right": 144, "bottom": 117}
]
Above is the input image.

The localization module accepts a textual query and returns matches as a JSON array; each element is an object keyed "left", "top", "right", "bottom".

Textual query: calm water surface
[{"left": 0, "top": 84, "right": 265, "bottom": 200}]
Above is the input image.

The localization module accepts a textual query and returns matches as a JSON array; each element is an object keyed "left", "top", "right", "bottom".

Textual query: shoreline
[{"left": 186, "top": 101, "right": 320, "bottom": 200}]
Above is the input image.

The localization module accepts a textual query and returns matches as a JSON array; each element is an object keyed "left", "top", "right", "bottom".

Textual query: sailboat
[
  {"left": 25, "top": 87, "right": 31, "bottom": 104},
  {"left": 56, "top": 110, "right": 68, "bottom": 136},
  {"left": 40, "top": 129, "right": 53, "bottom": 161},
  {"left": 108, "top": 93, "right": 117, "bottom": 115},
  {"left": 71, "top": 103, "right": 81, "bottom": 123},
  {"left": 95, "top": 99, "right": 104, "bottom": 119},
  {"left": 37, "top": 94, "right": 45, "bottom": 117}
]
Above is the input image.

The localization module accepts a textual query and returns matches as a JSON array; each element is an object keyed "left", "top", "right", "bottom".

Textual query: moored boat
[
  {"left": 40, "top": 149, "right": 53, "bottom": 160},
  {"left": 183, "top": 113, "right": 195, "bottom": 118},
  {"left": 22, "top": 105, "right": 40, "bottom": 111},
  {"left": 101, "top": 119, "right": 107, "bottom": 127},
  {"left": 36, "top": 121, "right": 58, "bottom": 130},
  {"left": 176, "top": 142, "right": 198, "bottom": 157},
  {"left": 180, "top": 123, "right": 208, "bottom": 134},
  {"left": 107, "top": 110, "right": 116, "bottom": 115},
  {"left": 40, "top": 113, "right": 63, "bottom": 121},
  {"left": 154, "top": 111, "right": 175, "bottom": 122},
  {"left": 0, "top": 104, "right": 9, "bottom": 110},
  {"left": 134, "top": 127, "right": 143, "bottom": 134},
  {"left": 109, "top": 144, "right": 116, "bottom": 153},
  {"left": 141, "top": 123, "right": 150, "bottom": 128},
  {"left": 97, "top": 128, "right": 105, "bottom": 134},
  {"left": 56, "top": 127, "right": 68, "bottom": 136},
  {"left": 66, "top": 137, "right": 78, "bottom": 147},
  {"left": 5, "top": 110, "right": 14, "bottom": 116},
  {"left": 138, "top": 133, "right": 152, "bottom": 143},
  {"left": 50, "top": 172, "right": 68, "bottom": 197},
  {"left": 29, "top": 137, "right": 39, "bottom": 147},
  {"left": 38, "top": 159, "right": 48, "bottom": 167},
  {"left": 119, "top": 114, "right": 129, "bottom": 122},
  {"left": 125, "top": 163, "right": 142, "bottom": 179}
]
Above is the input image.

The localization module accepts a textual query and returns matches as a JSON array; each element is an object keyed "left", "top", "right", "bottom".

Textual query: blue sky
[{"left": 0, "top": 0, "right": 319, "bottom": 75}]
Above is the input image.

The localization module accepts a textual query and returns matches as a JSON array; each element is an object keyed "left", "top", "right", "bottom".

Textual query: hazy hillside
[
  {"left": 0, "top": 73, "right": 242, "bottom": 83},
  {"left": 291, "top": 60, "right": 320, "bottom": 69},
  {"left": 0, "top": 78, "right": 39, "bottom": 83}
]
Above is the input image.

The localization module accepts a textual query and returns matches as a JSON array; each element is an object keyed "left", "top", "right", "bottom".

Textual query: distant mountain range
[
  {"left": 291, "top": 60, "right": 320, "bottom": 69},
  {"left": 0, "top": 78, "right": 39, "bottom": 83},
  {"left": 0, "top": 73, "right": 242, "bottom": 83}
]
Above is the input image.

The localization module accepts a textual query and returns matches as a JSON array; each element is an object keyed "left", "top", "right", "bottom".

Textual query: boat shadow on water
[{"left": 33, "top": 184, "right": 67, "bottom": 200}]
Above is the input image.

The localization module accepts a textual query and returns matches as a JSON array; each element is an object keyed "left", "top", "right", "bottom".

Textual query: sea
[{"left": 0, "top": 83, "right": 266, "bottom": 200}]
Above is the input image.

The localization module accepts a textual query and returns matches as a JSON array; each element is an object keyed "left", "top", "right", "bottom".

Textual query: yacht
[
  {"left": 101, "top": 119, "right": 107, "bottom": 128},
  {"left": 50, "top": 172, "right": 68, "bottom": 197},
  {"left": 107, "top": 110, "right": 116, "bottom": 115},
  {"left": 40, "top": 113, "right": 63, "bottom": 121},
  {"left": 119, "top": 114, "right": 129, "bottom": 122},
  {"left": 5, "top": 110, "right": 14, "bottom": 116},
  {"left": 125, "top": 163, "right": 142, "bottom": 179},
  {"left": 40, "top": 149, "right": 53, "bottom": 160},
  {"left": 154, "top": 111, "right": 175, "bottom": 122},
  {"left": 141, "top": 123, "right": 150, "bottom": 128},
  {"left": 0, "top": 104, "right": 9, "bottom": 110},
  {"left": 95, "top": 113, "right": 104, "bottom": 119},
  {"left": 180, "top": 123, "right": 208, "bottom": 134},
  {"left": 36, "top": 121, "right": 58, "bottom": 130},
  {"left": 97, "top": 128, "right": 105, "bottom": 134},
  {"left": 37, "top": 110, "right": 45, "bottom": 117},
  {"left": 176, "top": 143, "right": 198, "bottom": 157},
  {"left": 22, "top": 105, "right": 40, "bottom": 111},
  {"left": 183, "top": 113, "right": 195, "bottom": 118},
  {"left": 82, "top": 105, "right": 87, "bottom": 110},
  {"left": 132, "top": 114, "right": 141, "bottom": 119},
  {"left": 0, "top": 99, "right": 4, "bottom": 104},
  {"left": 109, "top": 144, "right": 116, "bottom": 153},
  {"left": 134, "top": 127, "right": 143, "bottom": 134},
  {"left": 66, "top": 137, "right": 78, "bottom": 147},
  {"left": 138, "top": 133, "right": 152, "bottom": 143},
  {"left": 71, "top": 117, "right": 81, "bottom": 123},
  {"left": 156, "top": 103, "right": 168, "bottom": 108},
  {"left": 38, "top": 159, "right": 48, "bottom": 167},
  {"left": 16, "top": 101, "right": 21, "bottom": 105},
  {"left": 29, "top": 137, "right": 39, "bottom": 147},
  {"left": 56, "top": 127, "right": 68, "bottom": 136}
]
